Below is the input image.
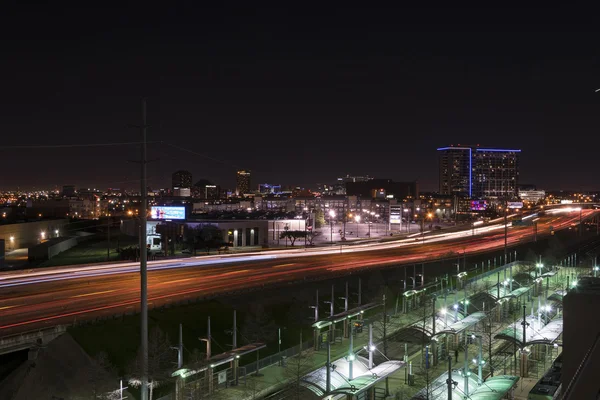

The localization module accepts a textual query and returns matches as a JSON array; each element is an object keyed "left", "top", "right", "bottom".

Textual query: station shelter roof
[
  {"left": 495, "top": 315, "right": 563, "bottom": 348},
  {"left": 434, "top": 312, "right": 487, "bottom": 336},
  {"left": 413, "top": 370, "right": 519, "bottom": 400},
  {"left": 312, "top": 302, "right": 379, "bottom": 330},
  {"left": 300, "top": 356, "right": 404, "bottom": 398}
]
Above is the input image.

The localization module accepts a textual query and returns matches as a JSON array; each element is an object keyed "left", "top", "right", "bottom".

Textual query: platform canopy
[
  {"left": 300, "top": 357, "right": 404, "bottom": 397},
  {"left": 487, "top": 284, "right": 530, "bottom": 301},
  {"left": 547, "top": 290, "right": 565, "bottom": 304},
  {"left": 528, "top": 319, "right": 563, "bottom": 345},
  {"left": 500, "top": 286, "right": 530, "bottom": 300},
  {"left": 173, "top": 343, "right": 266, "bottom": 377},
  {"left": 311, "top": 302, "right": 379, "bottom": 330},
  {"left": 434, "top": 312, "right": 487, "bottom": 336},
  {"left": 495, "top": 316, "right": 563, "bottom": 348},
  {"left": 413, "top": 370, "right": 519, "bottom": 400}
]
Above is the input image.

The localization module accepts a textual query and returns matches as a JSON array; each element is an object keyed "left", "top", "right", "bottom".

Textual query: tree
[
  {"left": 183, "top": 225, "right": 225, "bottom": 255},
  {"left": 279, "top": 230, "right": 306, "bottom": 246},
  {"left": 314, "top": 209, "right": 325, "bottom": 229},
  {"left": 286, "top": 298, "right": 311, "bottom": 327},
  {"left": 86, "top": 351, "right": 117, "bottom": 400},
  {"left": 241, "top": 304, "right": 277, "bottom": 344},
  {"left": 544, "top": 236, "right": 564, "bottom": 266},
  {"left": 306, "top": 230, "right": 320, "bottom": 246},
  {"left": 128, "top": 327, "right": 176, "bottom": 400},
  {"left": 183, "top": 226, "right": 201, "bottom": 254},
  {"left": 199, "top": 225, "right": 225, "bottom": 253},
  {"left": 524, "top": 248, "right": 538, "bottom": 263},
  {"left": 282, "top": 338, "right": 314, "bottom": 400}
]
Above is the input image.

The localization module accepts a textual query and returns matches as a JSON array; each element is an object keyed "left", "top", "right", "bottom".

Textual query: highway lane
[
  {"left": 0, "top": 210, "right": 593, "bottom": 336},
  {"left": 0, "top": 213, "right": 532, "bottom": 287}
]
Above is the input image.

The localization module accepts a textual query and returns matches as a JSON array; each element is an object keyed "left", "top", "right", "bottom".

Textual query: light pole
[
  {"left": 139, "top": 99, "right": 149, "bottom": 400},
  {"left": 503, "top": 202, "right": 509, "bottom": 265},
  {"left": 329, "top": 210, "right": 336, "bottom": 244},
  {"left": 355, "top": 215, "right": 361, "bottom": 238}
]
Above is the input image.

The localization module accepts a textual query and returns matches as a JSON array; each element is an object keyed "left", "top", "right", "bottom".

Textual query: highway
[{"left": 0, "top": 209, "right": 593, "bottom": 336}]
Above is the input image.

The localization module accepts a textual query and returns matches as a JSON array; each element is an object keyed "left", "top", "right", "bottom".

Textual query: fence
[{"left": 242, "top": 340, "right": 313, "bottom": 377}]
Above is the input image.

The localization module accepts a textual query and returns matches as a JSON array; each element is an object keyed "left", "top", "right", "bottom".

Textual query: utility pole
[
  {"left": 504, "top": 200, "right": 508, "bottom": 266},
  {"left": 107, "top": 215, "right": 111, "bottom": 262},
  {"left": 178, "top": 324, "right": 183, "bottom": 369},
  {"left": 432, "top": 295, "right": 437, "bottom": 366},
  {"left": 579, "top": 207, "right": 583, "bottom": 237},
  {"left": 358, "top": 278, "right": 362, "bottom": 306},
  {"left": 446, "top": 356, "right": 453, "bottom": 400},
  {"left": 383, "top": 292, "right": 389, "bottom": 395},
  {"left": 233, "top": 310, "right": 237, "bottom": 349},
  {"left": 137, "top": 98, "right": 149, "bottom": 400},
  {"left": 326, "top": 340, "right": 331, "bottom": 394}
]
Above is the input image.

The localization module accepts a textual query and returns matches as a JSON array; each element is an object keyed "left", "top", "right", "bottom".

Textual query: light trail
[{"left": 0, "top": 210, "right": 595, "bottom": 336}]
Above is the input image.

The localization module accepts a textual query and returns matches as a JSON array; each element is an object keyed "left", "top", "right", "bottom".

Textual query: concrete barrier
[{"left": 0, "top": 325, "right": 67, "bottom": 355}]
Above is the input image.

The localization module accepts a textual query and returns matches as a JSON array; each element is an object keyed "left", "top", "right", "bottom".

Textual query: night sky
[{"left": 1, "top": 4, "right": 599, "bottom": 192}]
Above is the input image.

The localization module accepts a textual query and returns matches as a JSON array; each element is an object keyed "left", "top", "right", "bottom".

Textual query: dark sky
[{"left": 1, "top": 4, "right": 599, "bottom": 192}]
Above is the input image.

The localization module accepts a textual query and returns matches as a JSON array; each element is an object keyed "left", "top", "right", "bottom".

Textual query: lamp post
[
  {"left": 422, "top": 212, "right": 433, "bottom": 243},
  {"left": 355, "top": 215, "right": 361, "bottom": 238},
  {"left": 329, "top": 210, "right": 336, "bottom": 244}
]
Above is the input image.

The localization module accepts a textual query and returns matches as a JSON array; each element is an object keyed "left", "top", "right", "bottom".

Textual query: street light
[{"left": 355, "top": 215, "right": 361, "bottom": 238}]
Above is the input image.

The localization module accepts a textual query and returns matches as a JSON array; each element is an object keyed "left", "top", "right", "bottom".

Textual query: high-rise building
[
  {"left": 472, "top": 148, "right": 520, "bottom": 198},
  {"left": 236, "top": 170, "right": 251, "bottom": 196},
  {"left": 192, "top": 179, "right": 221, "bottom": 200},
  {"left": 438, "top": 145, "right": 520, "bottom": 199},
  {"left": 172, "top": 170, "right": 192, "bottom": 190},
  {"left": 438, "top": 147, "right": 472, "bottom": 197}
]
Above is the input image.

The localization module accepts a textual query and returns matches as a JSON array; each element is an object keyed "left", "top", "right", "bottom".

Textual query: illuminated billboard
[
  {"left": 470, "top": 200, "right": 487, "bottom": 211},
  {"left": 389, "top": 205, "right": 402, "bottom": 224},
  {"left": 151, "top": 206, "right": 186, "bottom": 220},
  {"left": 507, "top": 201, "right": 524, "bottom": 209}
]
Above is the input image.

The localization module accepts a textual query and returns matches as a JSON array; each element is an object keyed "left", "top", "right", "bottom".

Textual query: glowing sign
[
  {"left": 507, "top": 202, "right": 523, "bottom": 209},
  {"left": 389, "top": 205, "right": 403, "bottom": 224},
  {"left": 470, "top": 200, "right": 487, "bottom": 211},
  {"left": 151, "top": 206, "right": 186, "bottom": 220}
]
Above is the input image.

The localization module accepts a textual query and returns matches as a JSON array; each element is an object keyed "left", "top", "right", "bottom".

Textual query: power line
[{"left": 0, "top": 141, "right": 161, "bottom": 150}]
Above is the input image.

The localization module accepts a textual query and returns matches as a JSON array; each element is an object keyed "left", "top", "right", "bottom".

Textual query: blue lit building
[
  {"left": 258, "top": 183, "right": 282, "bottom": 194},
  {"left": 438, "top": 145, "right": 520, "bottom": 199}
]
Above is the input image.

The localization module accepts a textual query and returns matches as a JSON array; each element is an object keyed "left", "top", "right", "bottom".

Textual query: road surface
[{"left": 0, "top": 209, "right": 593, "bottom": 336}]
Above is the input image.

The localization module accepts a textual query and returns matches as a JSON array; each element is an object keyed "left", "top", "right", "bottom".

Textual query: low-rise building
[
  {"left": 519, "top": 189, "right": 545, "bottom": 203},
  {"left": 121, "top": 218, "right": 306, "bottom": 248}
]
